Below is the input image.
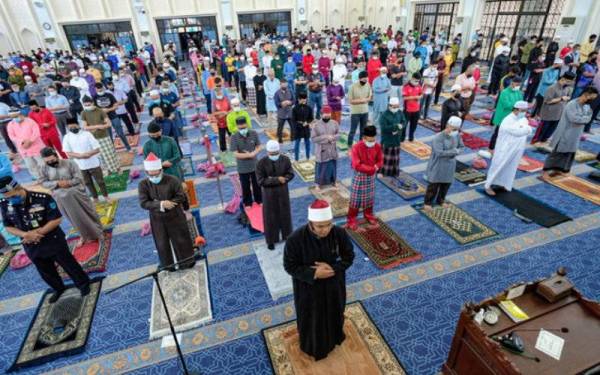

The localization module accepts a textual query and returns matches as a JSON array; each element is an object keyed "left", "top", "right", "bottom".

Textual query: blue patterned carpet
[{"left": 0, "top": 72, "right": 599, "bottom": 375}]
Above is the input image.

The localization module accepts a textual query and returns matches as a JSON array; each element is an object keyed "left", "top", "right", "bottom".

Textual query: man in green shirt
[
  {"left": 226, "top": 97, "right": 253, "bottom": 134},
  {"left": 347, "top": 71, "right": 372, "bottom": 147},
  {"left": 271, "top": 54, "right": 284, "bottom": 80},
  {"left": 520, "top": 36, "right": 537, "bottom": 70},
  {"left": 490, "top": 77, "right": 523, "bottom": 151},
  {"left": 143, "top": 121, "right": 183, "bottom": 180}
]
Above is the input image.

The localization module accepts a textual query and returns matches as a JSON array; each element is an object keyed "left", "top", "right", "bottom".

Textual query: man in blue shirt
[
  {"left": 283, "top": 55, "right": 297, "bottom": 95},
  {"left": 44, "top": 85, "right": 71, "bottom": 136}
]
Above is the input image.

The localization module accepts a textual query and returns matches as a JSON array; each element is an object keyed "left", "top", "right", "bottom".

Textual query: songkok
[
  {"left": 149, "top": 89, "right": 160, "bottom": 97},
  {"left": 235, "top": 116, "right": 247, "bottom": 124},
  {"left": 321, "top": 105, "right": 332, "bottom": 114},
  {"left": 143, "top": 152, "right": 162, "bottom": 171},
  {"left": 147, "top": 121, "right": 162, "bottom": 133},
  {"left": 0, "top": 176, "right": 19, "bottom": 194},
  {"left": 553, "top": 57, "right": 563, "bottom": 65},
  {"left": 266, "top": 140, "right": 280, "bottom": 153},
  {"left": 359, "top": 70, "right": 368, "bottom": 79},
  {"left": 389, "top": 97, "right": 400, "bottom": 106},
  {"left": 447, "top": 116, "right": 462, "bottom": 128},
  {"left": 308, "top": 199, "right": 333, "bottom": 222},
  {"left": 363, "top": 125, "right": 377, "bottom": 137},
  {"left": 231, "top": 97, "right": 240, "bottom": 106},
  {"left": 514, "top": 101, "right": 529, "bottom": 110},
  {"left": 451, "top": 84, "right": 461, "bottom": 92}
]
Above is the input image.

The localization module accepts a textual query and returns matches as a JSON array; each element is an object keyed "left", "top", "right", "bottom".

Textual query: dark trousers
[
  {"left": 585, "top": 96, "right": 600, "bottom": 133},
  {"left": 434, "top": 77, "right": 444, "bottom": 104},
  {"left": 239, "top": 171, "right": 262, "bottom": 206},
  {"left": 218, "top": 127, "right": 230, "bottom": 152},
  {"left": 348, "top": 112, "right": 368, "bottom": 146},
  {"left": 277, "top": 118, "right": 292, "bottom": 143},
  {"left": 402, "top": 111, "right": 420, "bottom": 142},
  {"left": 32, "top": 241, "right": 90, "bottom": 292},
  {"left": 82, "top": 166, "right": 108, "bottom": 199},
  {"left": 118, "top": 113, "right": 136, "bottom": 135},
  {"left": 536, "top": 120, "right": 560, "bottom": 143},
  {"left": 424, "top": 182, "right": 451, "bottom": 206},
  {"left": 240, "top": 81, "right": 248, "bottom": 102},
  {"left": 0, "top": 121, "right": 17, "bottom": 153},
  {"left": 421, "top": 94, "right": 433, "bottom": 119},
  {"left": 489, "top": 125, "right": 500, "bottom": 150},
  {"left": 125, "top": 91, "right": 140, "bottom": 123},
  {"left": 204, "top": 92, "right": 212, "bottom": 113}
]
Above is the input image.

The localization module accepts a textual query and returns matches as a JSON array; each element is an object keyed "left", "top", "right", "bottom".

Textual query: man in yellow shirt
[
  {"left": 579, "top": 34, "right": 597, "bottom": 62},
  {"left": 225, "top": 52, "right": 236, "bottom": 88}
]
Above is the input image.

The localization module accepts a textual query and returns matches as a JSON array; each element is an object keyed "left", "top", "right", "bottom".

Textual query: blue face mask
[
  {"left": 239, "top": 128, "right": 248, "bottom": 136},
  {"left": 517, "top": 112, "right": 526, "bottom": 120},
  {"left": 8, "top": 195, "right": 23, "bottom": 205},
  {"left": 14, "top": 117, "right": 23, "bottom": 123},
  {"left": 268, "top": 154, "right": 280, "bottom": 161},
  {"left": 149, "top": 173, "right": 163, "bottom": 184}
]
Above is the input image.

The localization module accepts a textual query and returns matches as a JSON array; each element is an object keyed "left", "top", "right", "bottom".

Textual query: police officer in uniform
[{"left": 0, "top": 176, "right": 90, "bottom": 303}]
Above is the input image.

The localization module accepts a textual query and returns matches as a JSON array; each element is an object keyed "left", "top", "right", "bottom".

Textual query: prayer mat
[
  {"left": 101, "top": 170, "right": 129, "bottom": 194},
  {"left": 575, "top": 150, "right": 596, "bottom": 163},
  {"left": 0, "top": 250, "right": 16, "bottom": 278},
  {"left": 265, "top": 128, "right": 292, "bottom": 142},
  {"left": 517, "top": 155, "right": 544, "bottom": 172},
  {"left": 431, "top": 104, "right": 442, "bottom": 112},
  {"left": 254, "top": 242, "right": 292, "bottom": 300},
  {"left": 218, "top": 151, "right": 236, "bottom": 168},
  {"left": 461, "top": 132, "right": 489, "bottom": 150},
  {"left": 24, "top": 183, "right": 51, "bottom": 194},
  {"left": 292, "top": 159, "right": 316, "bottom": 182},
  {"left": 337, "top": 133, "right": 349, "bottom": 151},
  {"left": 117, "top": 151, "right": 134, "bottom": 167},
  {"left": 190, "top": 208, "right": 204, "bottom": 237},
  {"left": 586, "top": 133, "right": 600, "bottom": 145},
  {"left": 484, "top": 188, "right": 571, "bottom": 227},
  {"left": 185, "top": 180, "right": 199, "bottom": 209},
  {"left": 180, "top": 141, "right": 192, "bottom": 156},
  {"left": 149, "top": 259, "right": 212, "bottom": 339},
  {"left": 263, "top": 302, "right": 407, "bottom": 375},
  {"left": 414, "top": 202, "right": 498, "bottom": 245},
  {"left": 59, "top": 232, "right": 113, "bottom": 279},
  {"left": 114, "top": 134, "right": 139, "bottom": 150},
  {"left": 588, "top": 161, "right": 600, "bottom": 171},
  {"left": 541, "top": 174, "right": 600, "bottom": 205},
  {"left": 401, "top": 140, "right": 431, "bottom": 160},
  {"left": 186, "top": 211, "right": 201, "bottom": 245},
  {"left": 181, "top": 156, "right": 195, "bottom": 177},
  {"left": 455, "top": 161, "right": 486, "bottom": 186},
  {"left": 378, "top": 172, "right": 426, "bottom": 200},
  {"left": 308, "top": 184, "right": 350, "bottom": 217},
  {"left": 345, "top": 218, "right": 421, "bottom": 269},
  {"left": 418, "top": 118, "right": 441, "bottom": 132},
  {"left": 244, "top": 202, "right": 264, "bottom": 232},
  {"left": 533, "top": 145, "right": 552, "bottom": 154},
  {"left": 67, "top": 200, "right": 118, "bottom": 238},
  {"left": 9, "top": 278, "right": 102, "bottom": 371}
]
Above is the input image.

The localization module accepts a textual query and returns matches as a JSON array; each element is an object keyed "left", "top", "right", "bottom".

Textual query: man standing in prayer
[
  {"left": 7, "top": 107, "right": 45, "bottom": 181},
  {"left": 283, "top": 199, "right": 355, "bottom": 360},
  {"left": 423, "top": 116, "right": 464, "bottom": 211},
  {"left": 225, "top": 98, "right": 252, "bottom": 134},
  {"left": 0, "top": 175, "right": 90, "bottom": 303},
  {"left": 347, "top": 71, "right": 371, "bottom": 147},
  {"left": 346, "top": 125, "right": 383, "bottom": 232},
  {"left": 311, "top": 106, "right": 339, "bottom": 189},
  {"left": 81, "top": 96, "right": 120, "bottom": 175},
  {"left": 138, "top": 152, "right": 195, "bottom": 270},
  {"left": 143, "top": 121, "right": 183, "bottom": 181},
  {"left": 292, "top": 92, "right": 314, "bottom": 161},
  {"left": 372, "top": 67, "right": 392, "bottom": 125},
  {"left": 379, "top": 97, "right": 405, "bottom": 177},
  {"left": 274, "top": 80, "right": 294, "bottom": 144},
  {"left": 542, "top": 87, "right": 598, "bottom": 178},
  {"left": 38, "top": 147, "right": 103, "bottom": 247},
  {"left": 230, "top": 117, "right": 262, "bottom": 207},
  {"left": 484, "top": 102, "right": 533, "bottom": 195},
  {"left": 441, "top": 84, "right": 465, "bottom": 130},
  {"left": 532, "top": 72, "right": 575, "bottom": 145},
  {"left": 264, "top": 70, "right": 280, "bottom": 126},
  {"left": 27, "top": 100, "right": 67, "bottom": 159},
  {"left": 490, "top": 77, "right": 523, "bottom": 151},
  {"left": 256, "top": 140, "right": 294, "bottom": 250}
]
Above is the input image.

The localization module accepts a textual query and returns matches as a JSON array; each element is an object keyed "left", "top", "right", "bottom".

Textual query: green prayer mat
[
  {"left": 414, "top": 202, "right": 498, "bottom": 245},
  {"left": 218, "top": 151, "right": 236, "bottom": 168},
  {"left": 100, "top": 171, "right": 129, "bottom": 194},
  {"left": 292, "top": 159, "right": 315, "bottom": 182},
  {"left": 337, "top": 133, "right": 349, "bottom": 151},
  {"left": 0, "top": 250, "right": 16, "bottom": 278},
  {"left": 588, "top": 161, "right": 600, "bottom": 171}
]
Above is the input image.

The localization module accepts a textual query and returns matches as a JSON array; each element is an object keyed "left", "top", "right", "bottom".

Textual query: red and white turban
[{"left": 308, "top": 199, "right": 333, "bottom": 222}]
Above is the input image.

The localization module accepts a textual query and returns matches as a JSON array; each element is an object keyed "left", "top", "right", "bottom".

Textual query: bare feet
[
  {"left": 484, "top": 187, "right": 496, "bottom": 196},
  {"left": 442, "top": 202, "right": 450, "bottom": 208},
  {"left": 423, "top": 204, "right": 433, "bottom": 212}
]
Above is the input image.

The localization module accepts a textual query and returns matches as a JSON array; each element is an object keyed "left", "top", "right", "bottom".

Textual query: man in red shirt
[
  {"left": 28, "top": 100, "right": 67, "bottom": 159},
  {"left": 401, "top": 73, "right": 423, "bottom": 142},
  {"left": 302, "top": 49, "right": 315, "bottom": 76},
  {"left": 345, "top": 125, "right": 383, "bottom": 232},
  {"left": 366, "top": 52, "right": 382, "bottom": 84}
]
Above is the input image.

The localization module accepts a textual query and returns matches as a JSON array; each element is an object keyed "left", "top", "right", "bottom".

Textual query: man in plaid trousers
[{"left": 345, "top": 125, "right": 383, "bottom": 232}]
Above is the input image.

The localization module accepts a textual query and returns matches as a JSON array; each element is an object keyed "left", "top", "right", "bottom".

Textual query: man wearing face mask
[
  {"left": 38, "top": 147, "right": 104, "bottom": 247},
  {"left": 484, "top": 101, "right": 533, "bottom": 196},
  {"left": 441, "top": 84, "right": 465, "bottom": 131},
  {"left": 0, "top": 175, "right": 91, "bottom": 303},
  {"left": 143, "top": 121, "right": 183, "bottom": 180},
  {"left": 93, "top": 82, "right": 132, "bottom": 153},
  {"left": 490, "top": 77, "right": 523, "bottom": 151},
  {"left": 225, "top": 97, "right": 252, "bottom": 134},
  {"left": 347, "top": 71, "right": 372, "bottom": 147},
  {"left": 69, "top": 70, "right": 90, "bottom": 99},
  {"left": 379, "top": 97, "right": 405, "bottom": 177},
  {"left": 7, "top": 107, "right": 46, "bottom": 180},
  {"left": 80, "top": 96, "right": 120, "bottom": 175},
  {"left": 256, "top": 140, "right": 294, "bottom": 250},
  {"left": 274, "top": 80, "right": 294, "bottom": 144},
  {"left": 346, "top": 125, "right": 383, "bottom": 232},
  {"left": 44, "top": 85, "right": 70, "bottom": 136},
  {"left": 138, "top": 153, "right": 195, "bottom": 271},
  {"left": 401, "top": 72, "right": 423, "bottom": 142},
  {"left": 423, "top": 116, "right": 463, "bottom": 212},
  {"left": 211, "top": 85, "right": 231, "bottom": 152},
  {"left": 283, "top": 54, "right": 297, "bottom": 95},
  {"left": 253, "top": 68, "right": 268, "bottom": 117},
  {"left": 23, "top": 75, "right": 45, "bottom": 107},
  {"left": 532, "top": 72, "right": 575, "bottom": 144},
  {"left": 372, "top": 67, "right": 392, "bottom": 125},
  {"left": 230, "top": 117, "right": 262, "bottom": 207},
  {"left": 311, "top": 106, "right": 339, "bottom": 189},
  {"left": 27, "top": 100, "right": 67, "bottom": 159}
]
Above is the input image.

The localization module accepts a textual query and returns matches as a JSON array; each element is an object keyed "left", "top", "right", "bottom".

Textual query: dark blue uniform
[{"left": 0, "top": 191, "right": 89, "bottom": 292}]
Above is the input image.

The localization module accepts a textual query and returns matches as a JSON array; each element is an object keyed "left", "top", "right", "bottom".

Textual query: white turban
[
  {"left": 451, "top": 84, "right": 461, "bottom": 92},
  {"left": 266, "top": 140, "right": 280, "bottom": 152},
  {"left": 447, "top": 116, "right": 462, "bottom": 128},
  {"left": 389, "top": 97, "right": 400, "bottom": 106},
  {"left": 231, "top": 97, "right": 240, "bottom": 106},
  {"left": 514, "top": 101, "right": 529, "bottom": 110}
]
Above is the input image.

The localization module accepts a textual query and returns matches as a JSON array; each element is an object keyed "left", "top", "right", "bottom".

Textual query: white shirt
[
  {"left": 422, "top": 67, "right": 438, "bottom": 95},
  {"left": 70, "top": 77, "right": 90, "bottom": 99},
  {"left": 62, "top": 130, "right": 101, "bottom": 170},
  {"left": 262, "top": 55, "right": 273, "bottom": 73},
  {"left": 244, "top": 64, "right": 257, "bottom": 87}
]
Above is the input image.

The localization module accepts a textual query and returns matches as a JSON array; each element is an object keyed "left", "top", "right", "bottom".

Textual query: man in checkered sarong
[{"left": 345, "top": 125, "right": 383, "bottom": 232}]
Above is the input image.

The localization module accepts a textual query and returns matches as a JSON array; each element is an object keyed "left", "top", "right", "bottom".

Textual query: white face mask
[
  {"left": 390, "top": 107, "right": 399, "bottom": 113},
  {"left": 513, "top": 85, "right": 521, "bottom": 91},
  {"left": 233, "top": 106, "right": 241, "bottom": 111},
  {"left": 365, "top": 141, "right": 375, "bottom": 148},
  {"left": 450, "top": 130, "right": 459, "bottom": 136}
]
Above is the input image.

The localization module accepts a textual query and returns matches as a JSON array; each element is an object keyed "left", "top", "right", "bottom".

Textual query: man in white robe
[{"left": 484, "top": 101, "right": 533, "bottom": 195}]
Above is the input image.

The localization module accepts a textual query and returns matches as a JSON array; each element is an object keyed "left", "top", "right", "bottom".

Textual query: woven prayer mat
[
  {"left": 180, "top": 141, "right": 192, "bottom": 156},
  {"left": 102, "top": 170, "right": 129, "bottom": 194},
  {"left": 117, "top": 151, "right": 134, "bottom": 167},
  {"left": 431, "top": 104, "right": 442, "bottom": 112},
  {"left": 66, "top": 200, "right": 118, "bottom": 239},
  {"left": 181, "top": 156, "right": 195, "bottom": 177},
  {"left": 59, "top": 232, "right": 113, "bottom": 279},
  {"left": 254, "top": 242, "right": 292, "bottom": 300},
  {"left": 218, "top": 151, "right": 236, "bottom": 168},
  {"left": 575, "top": 150, "right": 596, "bottom": 163},
  {"left": 292, "top": 159, "right": 316, "bottom": 182},
  {"left": 9, "top": 278, "right": 103, "bottom": 371},
  {"left": 418, "top": 118, "right": 441, "bottom": 132},
  {"left": 337, "top": 133, "right": 349, "bottom": 151},
  {"left": 541, "top": 174, "right": 600, "bottom": 205},
  {"left": 0, "top": 250, "right": 16, "bottom": 278},
  {"left": 461, "top": 132, "right": 489, "bottom": 150},
  {"left": 186, "top": 211, "right": 202, "bottom": 245},
  {"left": 263, "top": 301, "right": 407, "bottom": 375},
  {"left": 265, "top": 128, "right": 292, "bottom": 142},
  {"left": 24, "top": 183, "right": 51, "bottom": 194},
  {"left": 114, "top": 134, "right": 139, "bottom": 150},
  {"left": 149, "top": 259, "right": 212, "bottom": 339},
  {"left": 184, "top": 180, "right": 199, "bottom": 209},
  {"left": 517, "top": 155, "right": 544, "bottom": 173},
  {"left": 346, "top": 218, "right": 421, "bottom": 269},
  {"left": 588, "top": 161, "right": 600, "bottom": 171},
  {"left": 401, "top": 140, "right": 431, "bottom": 160},
  {"left": 308, "top": 184, "right": 350, "bottom": 217},
  {"left": 378, "top": 171, "right": 426, "bottom": 200},
  {"left": 455, "top": 161, "right": 486, "bottom": 186},
  {"left": 586, "top": 133, "right": 600, "bottom": 145},
  {"left": 414, "top": 202, "right": 498, "bottom": 245}
]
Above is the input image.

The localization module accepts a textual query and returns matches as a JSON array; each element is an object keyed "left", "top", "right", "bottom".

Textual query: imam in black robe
[
  {"left": 256, "top": 154, "right": 294, "bottom": 245},
  {"left": 489, "top": 54, "right": 509, "bottom": 96},
  {"left": 138, "top": 174, "right": 195, "bottom": 269},
  {"left": 283, "top": 224, "right": 355, "bottom": 360},
  {"left": 254, "top": 74, "right": 267, "bottom": 115},
  {"left": 440, "top": 96, "right": 464, "bottom": 130}
]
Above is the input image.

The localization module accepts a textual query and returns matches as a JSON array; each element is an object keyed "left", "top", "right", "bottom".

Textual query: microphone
[
  {"left": 512, "top": 327, "right": 569, "bottom": 334},
  {"left": 157, "top": 251, "right": 204, "bottom": 272}
]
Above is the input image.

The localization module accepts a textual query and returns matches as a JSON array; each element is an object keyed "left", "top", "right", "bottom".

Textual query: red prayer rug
[
  {"left": 58, "top": 231, "right": 113, "bottom": 279},
  {"left": 114, "top": 134, "right": 140, "bottom": 150},
  {"left": 345, "top": 218, "right": 421, "bottom": 269},
  {"left": 461, "top": 132, "right": 489, "bottom": 150},
  {"left": 244, "top": 203, "right": 264, "bottom": 232},
  {"left": 517, "top": 155, "right": 543, "bottom": 173},
  {"left": 184, "top": 180, "right": 199, "bottom": 209}
]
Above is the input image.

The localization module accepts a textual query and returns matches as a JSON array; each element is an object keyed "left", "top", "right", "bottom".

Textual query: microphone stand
[{"left": 107, "top": 253, "right": 201, "bottom": 375}]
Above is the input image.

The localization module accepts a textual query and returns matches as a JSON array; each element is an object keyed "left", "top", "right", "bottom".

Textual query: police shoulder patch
[{"left": 49, "top": 202, "right": 57, "bottom": 209}]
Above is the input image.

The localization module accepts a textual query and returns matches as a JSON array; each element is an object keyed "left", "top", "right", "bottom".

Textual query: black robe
[
  {"left": 441, "top": 97, "right": 464, "bottom": 130},
  {"left": 283, "top": 224, "right": 355, "bottom": 360},
  {"left": 256, "top": 155, "right": 294, "bottom": 245},
  {"left": 254, "top": 74, "right": 267, "bottom": 115},
  {"left": 291, "top": 103, "right": 314, "bottom": 139},
  {"left": 489, "top": 54, "right": 509, "bottom": 95}
]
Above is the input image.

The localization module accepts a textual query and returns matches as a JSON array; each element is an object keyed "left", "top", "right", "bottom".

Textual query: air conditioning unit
[{"left": 555, "top": 16, "right": 586, "bottom": 43}]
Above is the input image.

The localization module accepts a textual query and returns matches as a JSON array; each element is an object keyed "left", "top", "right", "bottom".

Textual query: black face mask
[
  {"left": 322, "top": 117, "right": 330, "bottom": 122},
  {"left": 69, "top": 127, "right": 80, "bottom": 134},
  {"left": 152, "top": 136, "right": 162, "bottom": 142},
  {"left": 359, "top": 80, "right": 367, "bottom": 85},
  {"left": 454, "top": 93, "right": 461, "bottom": 98},
  {"left": 46, "top": 160, "right": 59, "bottom": 168}
]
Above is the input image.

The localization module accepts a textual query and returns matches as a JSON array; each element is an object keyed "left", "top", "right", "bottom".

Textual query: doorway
[
  {"left": 63, "top": 22, "right": 136, "bottom": 54},
  {"left": 413, "top": 2, "right": 459, "bottom": 40},
  {"left": 238, "top": 11, "right": 292, "bottom": 39},
  {"left": 155, "top": 16, "right": 218, "bottom": 61}
]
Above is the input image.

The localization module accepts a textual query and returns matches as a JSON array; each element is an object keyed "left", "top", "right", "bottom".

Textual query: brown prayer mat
[
  {"left": 308, "top": 184, "right": 350, "bottom": 217},
  {"left": 541, "top": 174, "right": 600, "bottom": 205},
  {"left": 401, "top": 140, "right": 431, "bottom": 160}
]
